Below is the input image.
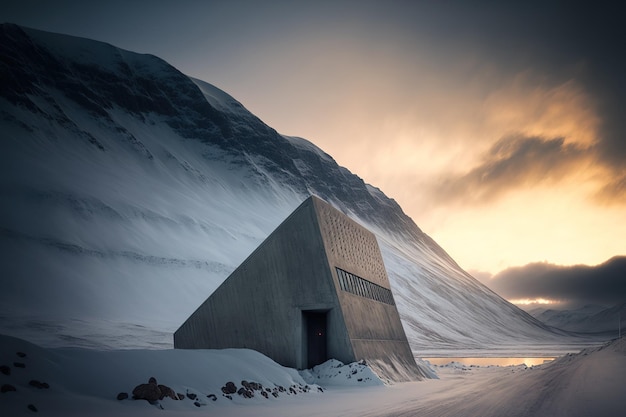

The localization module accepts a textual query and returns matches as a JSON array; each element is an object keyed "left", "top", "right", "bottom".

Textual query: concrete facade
[{"left": 174, "top": 196, "right": 424, "bottom": 382}]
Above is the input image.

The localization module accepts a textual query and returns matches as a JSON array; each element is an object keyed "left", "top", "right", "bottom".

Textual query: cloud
[
  {"left": 594, "top": 172, "right": 626, "bottom": 205},
  {"left": 429, "top": 134, "right": 591, "bottom": 205},
  {"left": 485, "top": 257, "right": 626, "bottom": 308}
]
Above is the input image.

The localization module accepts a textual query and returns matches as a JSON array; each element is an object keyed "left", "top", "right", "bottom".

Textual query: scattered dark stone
[
  {"left": 351, "top": 368, "right": 358, "bottom": 375},
  {"left": 13, "top": 362, "right": 26, "bottom": 368},
  {"left": 187, "top": 392, "right": 197, "bottom": 400},
  {"left": 289, "top": 386, "right": 297, "bottom": 395},
  {"left": 2, "top": 384, "right": 17, "bottom": 393},
  {"left": 318, "top": 387, "right": 324, "bottom": 393},
  {"left": 222, "top": 394, "right": 232, "bottom": 400},
  {"left": 16, "top": 352, "right": 27, "bottom": 358},
  {"left": 261, "top": 390, "right": 268, "bottom": 399},
  {"left": 237, "top": 387, "right": 254, "bottom": 398},
  {"left": 27, "top": 403, "right": 38, "bottom": 412},
  {"left": 117, "top": 392, "right": 129, "bottom": 400},
  {"left": 207, "top": 394, "right": 217, "bottom": 401},
  {"left": 193, "top": 401, "right": 201, "bottom": 407},
  {"left": 0, "top": 365, "right": 10, "bottom": 375},
  {"left": 265, "top": 388, "right": 271, "bottom": 393},
  {"left": 29, "top": 380, "right": 49, "bottom": 389},
  {"left": 221, "top": 381, "right": 237, "bottom": 394},
  {"left": 272, "top": 391, "right": 279, "bottom": 398},
  {"left": 158, "top": 384, "right": 177, "bottom": 400},
  {"left": 277, "top": 385, "right": 285, "bottom": 392},
  {"left": 240, "top": 380, "right": 263, "bottom": 391},
  {"left": 177, "top": 393, "right": 185, "bottom": 400},
  {"left": 357, "top": 378, "right": 363, "bottom": 382}
]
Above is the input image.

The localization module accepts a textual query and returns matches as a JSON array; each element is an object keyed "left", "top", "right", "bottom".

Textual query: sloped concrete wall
[
  {"left": 174, "top": 197, "right": 354, "bottom": 369},
  {"left": 313, "top": 198, "right": 424, "bottom": 381}
]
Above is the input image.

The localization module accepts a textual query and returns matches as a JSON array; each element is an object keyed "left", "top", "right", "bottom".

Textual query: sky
[{"left": 2, "top": 0, "right": 625, "bottom": 308}]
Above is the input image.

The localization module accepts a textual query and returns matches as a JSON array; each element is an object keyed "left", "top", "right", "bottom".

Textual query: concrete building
[{"left": 174, "top": 196, "right": 424, "bottom": 382}]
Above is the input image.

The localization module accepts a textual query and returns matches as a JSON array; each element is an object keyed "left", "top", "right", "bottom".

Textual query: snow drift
[{"left": 0, "top": 23, "right": 578, "bottom": 352}]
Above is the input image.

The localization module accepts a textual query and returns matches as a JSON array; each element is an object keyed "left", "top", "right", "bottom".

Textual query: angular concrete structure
[{"left": 174, "top": 196, "right": 424, "bottom": 382}]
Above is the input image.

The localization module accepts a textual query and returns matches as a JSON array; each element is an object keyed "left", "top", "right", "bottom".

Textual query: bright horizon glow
[{"left": 509, "top": 298, "right": 561, "bottom": 306}]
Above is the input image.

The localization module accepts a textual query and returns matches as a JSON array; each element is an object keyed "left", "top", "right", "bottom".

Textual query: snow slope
[
  {"left": 1, "top": 334, "right": 624, "bottom": 417},
  {"left": 0, "top": 23, "right": 589, "bottom": 353}
]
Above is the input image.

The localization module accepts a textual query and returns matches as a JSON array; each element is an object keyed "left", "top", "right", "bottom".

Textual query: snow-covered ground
[{"left": 1, "top": 334, "right": 624, "bottom": 417}]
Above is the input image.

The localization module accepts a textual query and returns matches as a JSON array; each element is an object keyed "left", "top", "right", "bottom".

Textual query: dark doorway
[{"left": 303, "top": 311, "right": 328, "bottom": 368}]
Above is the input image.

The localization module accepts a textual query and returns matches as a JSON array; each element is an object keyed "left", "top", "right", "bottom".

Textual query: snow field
[{"left": 2, "top": 334, "right": 624, "bottom": 417}]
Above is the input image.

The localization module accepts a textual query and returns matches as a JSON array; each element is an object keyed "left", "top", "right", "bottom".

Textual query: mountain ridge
[{"left": 0, "top": 23, "right": 581, "bottom": 352}]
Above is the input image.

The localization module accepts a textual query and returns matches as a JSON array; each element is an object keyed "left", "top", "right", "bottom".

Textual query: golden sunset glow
[{"left": 246, "top": 66, "right": 624, "bottom": 275}]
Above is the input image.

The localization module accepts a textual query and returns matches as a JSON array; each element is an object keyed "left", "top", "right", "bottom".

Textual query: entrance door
[{"left": 304, "top": 311, "right": 328, "bottom": 368}]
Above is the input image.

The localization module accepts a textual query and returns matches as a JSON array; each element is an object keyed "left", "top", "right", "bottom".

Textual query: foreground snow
[{"left": 1, "top": 334, "right": 624, "bottom": 417}]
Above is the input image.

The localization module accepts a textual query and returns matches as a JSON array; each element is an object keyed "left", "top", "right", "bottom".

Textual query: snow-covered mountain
[
  {"left": 529, "top": 303, "right": 625, "bottom": 335},
  {"left": 0, "top": 24, "right": 577, "bottom": 353}
]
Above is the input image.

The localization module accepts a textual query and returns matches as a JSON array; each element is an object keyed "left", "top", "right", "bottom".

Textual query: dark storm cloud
[
  {"left": 417, "top": 1, "right": 626, "bottom": 207},
  {"left": 432, "top": 134, "right": 589, "bottom": 204},
  {"left": 487, "top": 257, "right": 626, "bottom": 307}
]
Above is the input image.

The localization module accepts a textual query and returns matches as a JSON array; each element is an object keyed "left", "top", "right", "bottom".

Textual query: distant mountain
[
  {"left": 531, "top": 303, "right": 625, "bottom": 335},
  {"left": 0, "top": 23, "right": 575, "bottom": 352}
]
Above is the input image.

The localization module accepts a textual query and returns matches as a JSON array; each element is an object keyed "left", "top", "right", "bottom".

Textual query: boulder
[
  {"left": 0, "top": 365, "right": 10, "bottom": 375},
  {"left": 221, "top": 381, "right": 237, "bottom": 394},
  {"left": 132, "top": 382, "right": 161, "bottom": 402},
  {"left": 1, "top": 384, "right": 17, "bottom": 393},
  {"left": 28, "top": 380, "right": 49, "bottom": 389},
  {"left": 158, "top": 384, "right": 178, "bottom": 400},
  {"left": 117, "top": 392, "right": 129, "bottom": 400}
]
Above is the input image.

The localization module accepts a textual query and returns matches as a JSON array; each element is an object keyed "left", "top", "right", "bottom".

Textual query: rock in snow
[{"left": 132, "top": 379, "right": 161, "bottom": 403}]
